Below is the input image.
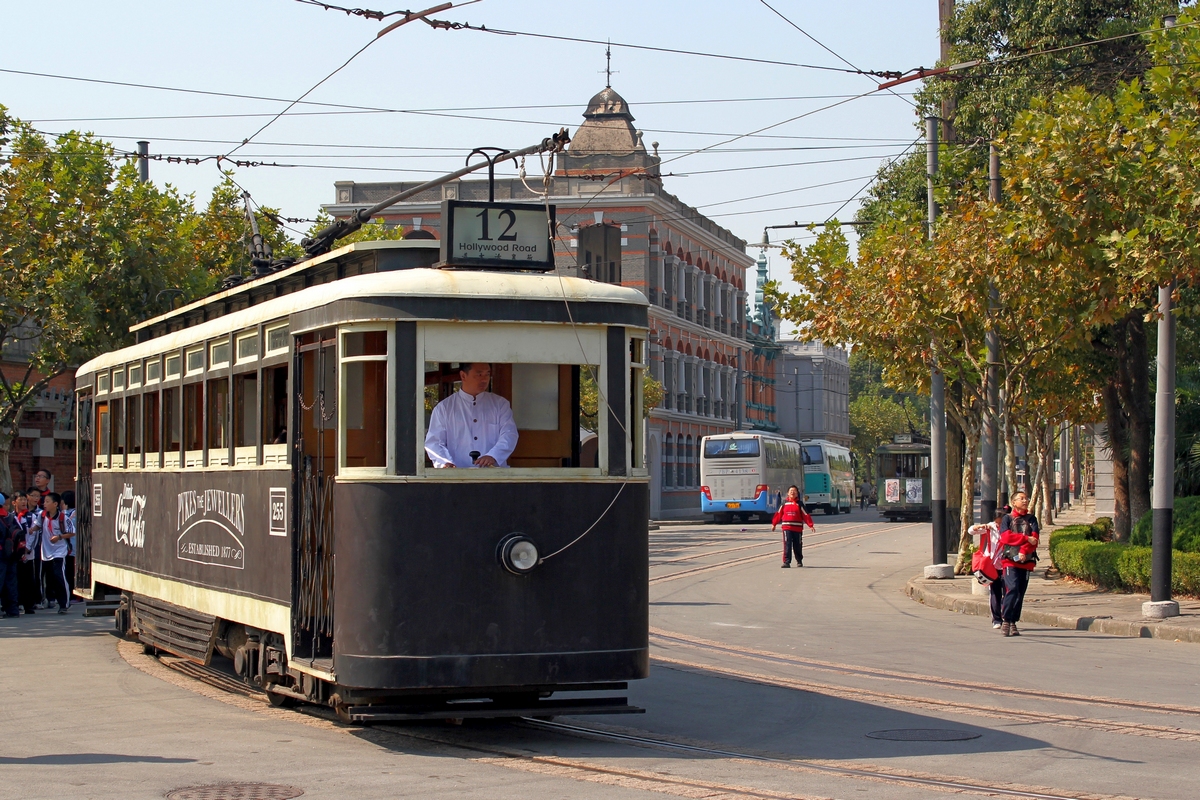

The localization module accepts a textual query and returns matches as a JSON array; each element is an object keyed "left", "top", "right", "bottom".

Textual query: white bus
[
  {"left": 801, "top": 438, "right": 855, "bottom": 515},
  {"left": 700, "top": 432, "right": 804, "bottom": 523}
]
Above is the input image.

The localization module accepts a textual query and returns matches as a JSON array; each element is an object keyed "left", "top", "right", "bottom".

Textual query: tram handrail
[{"left": 301, "top": 128, "right": 572, "bottom": 257}]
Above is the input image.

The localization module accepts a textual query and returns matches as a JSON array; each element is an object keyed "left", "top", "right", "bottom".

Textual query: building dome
[{"left": 569, "top": 85, "right": 644, "bottom": 157}]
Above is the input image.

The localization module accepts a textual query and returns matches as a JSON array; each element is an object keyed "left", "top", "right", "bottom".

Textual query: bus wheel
[
  {"left": 715, "top": 513, "right": 733, "bottom": 525},
  {"left": 842, "top": 503, "right": 852, "bottom": 514},
  {"left": 823, "top": 505, "right": 837, "bottom": 516}
]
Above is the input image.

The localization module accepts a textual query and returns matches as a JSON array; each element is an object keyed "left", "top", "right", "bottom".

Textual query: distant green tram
[{"left": 875, "top": 436, "right": 932, "bottom": 522}]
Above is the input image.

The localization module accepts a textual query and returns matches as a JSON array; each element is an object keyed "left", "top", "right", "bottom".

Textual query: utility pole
[
  {"left": 981, "top": 144, "right": 1001, "bottom": 526},
  {"left": 925, "top": 116, "right": 951, "bottom": 578},
  {"left": 938, "top": 0, "right": 956, "bottom": 142},
  {"left": 1059, "top": 422, "right": 1069, "bottom": 511},
  {"left": 1147, "top": 12, "right": 1180, "bottom": 620},
  {"left": 136, "top": 141, "right": 150, "bottom": 183},
  {"left": 1072, "top": 424, "right": 1082, "bottom": 503}
]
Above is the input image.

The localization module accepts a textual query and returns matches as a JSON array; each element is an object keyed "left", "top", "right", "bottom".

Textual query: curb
[{"left": 905, "top": 578, "right": 1200, "bottom": 644}]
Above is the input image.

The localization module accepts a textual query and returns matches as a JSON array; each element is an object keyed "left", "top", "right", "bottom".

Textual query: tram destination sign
[{"left": 441, "top": 200, "right": 555, "bottom": 271}]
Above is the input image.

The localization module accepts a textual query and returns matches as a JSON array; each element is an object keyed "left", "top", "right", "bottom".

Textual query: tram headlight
[{"left": 497, "top": 533, "right": 540, "bottom": 575}]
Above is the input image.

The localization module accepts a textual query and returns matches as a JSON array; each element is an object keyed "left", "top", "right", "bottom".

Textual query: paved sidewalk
[{"left": 905, "top": 501, "right": 1200, "bottom": 644}]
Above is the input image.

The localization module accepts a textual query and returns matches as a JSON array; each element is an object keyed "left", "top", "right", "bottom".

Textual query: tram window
[
  {"left": 210, "top": 341, "right": 231, "bottom": 369},
  {"left": 96, "top": 402, "right": 111, "bottom": 463},
  {"left": 164, "top": 387, "right": 182, "bottom": 463},
  {"left": 112, "top": 398, "right": 125, "bottom": 456},
  {"left": 166, "top": 354, "right": 181, "bottom": 379},
  {"left": 97, "top": 372, "right": 110, "bottom": 394},
  {"left": 183, "top": 384, "right": 203, "bottom": 453},
  {"left": 146, "top": 358, "right": 161, "bottom": 384},
  {"left": 207, "top": 377, "right": 230, "bottom": 456},
  {"left": 126, "top": 395, "right": 142, "bottom": 455},
  {"left": 234, "top": 373, "right": 258, "bottom": 448},
  {"left": 143, "top": 392, "right": 160, "bottom": 456},
  {"left": 630, "top": 338, "right": 645, "bottom": 472},
  {"left": 113, "top": 369, "right": 125, "bottom": 391},
  {"left": 128, "top": 364, "right": 142, "bottom": 388},
  {"left": 186, "top": 347, "right": 204, "bottom": 376},
  {"left": 262, "top": 365, "right": 288, "bottom": 446},
  {"left": 236, "top": 332, "right": 259, "bottom": 364},
  {"left": 341, "top": 330, "right": 388, "bottom": 469},
  {"left": 266, "top": 324, "right": 289, "bottom": 354}
]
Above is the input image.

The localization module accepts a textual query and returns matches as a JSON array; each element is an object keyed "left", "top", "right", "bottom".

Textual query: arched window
[
  {"left": 664, "top": 434, "right": 674, "bottom": 488},
  {"left": 684, "top": 434, "right": 694, "bottom": 488}
]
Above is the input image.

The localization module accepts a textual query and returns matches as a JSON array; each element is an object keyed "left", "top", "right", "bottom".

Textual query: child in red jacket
[
  {"left": 998, "top": 491, "right": 1040, "bottom": 636},
  {"left": 771, "top": 485, "right": 814, "bottom": 568}
]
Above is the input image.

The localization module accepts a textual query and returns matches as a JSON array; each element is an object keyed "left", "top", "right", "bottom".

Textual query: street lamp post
[{"left": 924, "top": 116, "right": 952, "bottom": 579}]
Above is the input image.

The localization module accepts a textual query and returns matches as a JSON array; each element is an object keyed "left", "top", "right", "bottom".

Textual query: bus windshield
[
  {"left": 802, "top": 445, "right": 824, "bottom": 465},
  {"left": 704, "top": 438, "right": 760, "bottom": 458}
]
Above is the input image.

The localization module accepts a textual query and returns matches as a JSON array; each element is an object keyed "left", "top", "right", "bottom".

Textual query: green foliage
[
  {"left": 1131, "top": 497, "right": 1200, "bottom": 551},
  {"left": 1050, "top": 523, "right": 1200, "bottom": 596},
  {"left": 578, "top": 369, "right": 662, "bottom": 432},
  {"left": 849, "top": 389, "right": 926, "bottom": 481},
  {"left": 191, "top": 176, "right": 302, "bottom": 282}
]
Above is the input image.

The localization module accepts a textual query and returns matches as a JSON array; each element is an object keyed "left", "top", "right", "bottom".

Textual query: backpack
[{"left": 971, "top": 549, "right": 999, "bottom": 584}]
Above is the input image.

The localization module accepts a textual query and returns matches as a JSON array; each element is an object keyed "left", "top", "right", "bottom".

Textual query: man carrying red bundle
[{"left": 998, "top": 491, "right": 1040, "bottom": 637}]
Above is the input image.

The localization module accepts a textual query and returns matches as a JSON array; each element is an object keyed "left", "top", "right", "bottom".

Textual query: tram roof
[{"left": 78, "top": 266, "right": 648, "bottom": 377}]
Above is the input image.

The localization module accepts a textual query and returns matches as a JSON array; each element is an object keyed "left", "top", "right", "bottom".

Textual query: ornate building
[{"left": 324, "top": 84, "right": 775, "bottom": 518}]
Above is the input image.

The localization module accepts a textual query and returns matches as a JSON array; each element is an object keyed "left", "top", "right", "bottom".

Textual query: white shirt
[
  {"left": 33, "top": 512, "right": 70, "bottom": 560},
  {"left": 424, "top": 390, "right": 519, "bottom": 468}
]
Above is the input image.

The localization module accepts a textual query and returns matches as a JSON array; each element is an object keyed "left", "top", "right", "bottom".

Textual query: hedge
[
  {"left": 1131, "top": 496, "right": 1200, "bottom": 552},
  {"left": 1050, "top": 522, "right": 1200, "bottom": 597}
]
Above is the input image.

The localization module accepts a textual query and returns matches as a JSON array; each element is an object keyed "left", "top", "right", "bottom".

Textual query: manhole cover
[
  {"left": 866, "top": 729, "right": 981, "bottom": 742},
  {"left": 165, "top": 784, "right": 304, "bottom": 800}
]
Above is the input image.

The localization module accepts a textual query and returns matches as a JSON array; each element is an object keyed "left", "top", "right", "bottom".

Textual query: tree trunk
[
  {"left": 1101, "top": 377, "right": 1132, "bottom": 540},
  {"left": 1123, "top": 314, "right": 1153, "bottom": 528},
  {"left": 1041, "top": 423, "right": 1055, "bottom": 527},
  {"left": 1003, "top": 402, "right": 1017, "bottom": 504},
  {"left": 955, "top": 425, "right": 980, "bottom": 574},
  {"left": 0, "top": 432, "right": 13, "bottom": 497}
]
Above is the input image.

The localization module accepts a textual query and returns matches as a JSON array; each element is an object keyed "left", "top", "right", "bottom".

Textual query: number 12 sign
[{"left": 440, "top": 200, "right": 556, "bottom": 271}]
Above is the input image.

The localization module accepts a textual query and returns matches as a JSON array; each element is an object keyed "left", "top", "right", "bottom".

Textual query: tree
[
  {"left": 850, "top": 389, "right": 924, "bottom": 483},
  {"left": 191, "top": 177, "right": 303, "bottom": 285},
  {"left": 0, "top": 108, "right": 211, "bottom": 491},
  {"left": 579, "top": 370, "right": 664, "bottom": 432}
]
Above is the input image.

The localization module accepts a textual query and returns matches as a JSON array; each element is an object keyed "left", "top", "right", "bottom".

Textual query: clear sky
[{"left": 3, "top": 0, "right": 940, "bottom": 325}]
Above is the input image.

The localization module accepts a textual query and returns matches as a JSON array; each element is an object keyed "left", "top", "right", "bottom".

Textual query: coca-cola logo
[{"left": 114, "top": 484, "right": 147, "bottom": 548}]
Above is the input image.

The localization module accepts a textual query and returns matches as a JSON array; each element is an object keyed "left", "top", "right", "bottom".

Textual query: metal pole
[
  {"left": 1059, "top": 422, "right": 1069, "bottom": 511},
  {"left": 1147, "top": 11, "right": 1180, "bottom": 618},
  {"left": 981, "top": 143, "right": 1001, "bottom": 525},
  {"left": 1072, "top": 424, "right": 1082, "bottom": 503},
  {"left": 1149, "top": 279, "right": 1179, "bottom": 614},
  {"left": 136, "top": 141, "right": 149, "bottom": 183},
  {"left": 926, "top": 116, "right": 948, "bottom": 566}
]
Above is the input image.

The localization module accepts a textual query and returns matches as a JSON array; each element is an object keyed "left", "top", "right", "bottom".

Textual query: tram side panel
[
  {"left": 332, "top": 480, "right": 650, "bottom": 690},
  {"left": 91, "top": 470, "right": 292, "bottom": 606}
]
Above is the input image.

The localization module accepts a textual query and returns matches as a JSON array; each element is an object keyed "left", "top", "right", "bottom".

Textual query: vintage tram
[
  {"left": 73, "top": 237, "right": 650, "bottom": 721},
  {"left": 875, "top": 435, "right": 933, "bottom": 522}
]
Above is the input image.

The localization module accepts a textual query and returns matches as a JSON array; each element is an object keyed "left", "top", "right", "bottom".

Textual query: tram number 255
[{"left": 475, "top": 208, "right": 519, "bottom": 242}]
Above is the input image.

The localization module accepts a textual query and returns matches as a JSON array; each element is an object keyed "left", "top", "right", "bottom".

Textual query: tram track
[
  {"left": 649, "top": 523, "right": 879, "bottom": 568},
  {"left": 129, "top": 640, "right": 1144, "bottom": 800},
  {"left": 648, "top": 651, "right": 1200, "bottom": 743},
  {"left": 649, "top": 628, "right": 1200, "bottom": 720},
  {"left": 650, "top": 524, "right": 920, "bottom": 585}
]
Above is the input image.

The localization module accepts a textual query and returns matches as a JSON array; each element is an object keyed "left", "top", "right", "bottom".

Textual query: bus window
[
  {"left": 802, "top": 445, "right": 823, "bottom": 466},
  {"left": 704, "top": 438, "right": 760, "bottom": 458}
]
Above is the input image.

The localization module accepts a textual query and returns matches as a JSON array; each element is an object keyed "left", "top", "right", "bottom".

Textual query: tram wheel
[
  {"left": 267, "top": 690, "right": 296, "bottom": 708},
  {"left": 141, "top": 643, "right": 157, "bottom": 657}
]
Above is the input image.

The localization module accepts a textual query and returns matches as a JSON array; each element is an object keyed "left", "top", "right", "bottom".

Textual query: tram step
[
  {"left": 132, "top": 595, "right": 218, "bottom": 665},
  {"left": 344, "top": 696, "right": 644, "bottom": 723}
]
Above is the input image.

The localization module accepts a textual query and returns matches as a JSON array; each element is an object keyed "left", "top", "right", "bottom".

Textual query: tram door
[{"left": 293, "top": 329, "right": 337, "bottom": 660}]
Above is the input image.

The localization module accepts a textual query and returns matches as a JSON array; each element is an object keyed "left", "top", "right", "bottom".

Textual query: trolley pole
[
  {"left": 980, "top": 144, "right": 1001, "bottom": 526},
  {"left": 925, "top": 116, "right": 950, "bottom": 576}
]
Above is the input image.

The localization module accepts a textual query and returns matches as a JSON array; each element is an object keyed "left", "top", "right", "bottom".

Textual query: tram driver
[{"left": 424, "top": 362, "right": 519, "bottom": 468}]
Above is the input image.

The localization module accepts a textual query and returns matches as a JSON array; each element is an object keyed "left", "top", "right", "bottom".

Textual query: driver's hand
[
  {"left": 439, "top": 463, "right": 456, "bottom": 468},
  {"left": 476, "top": 455, "right": 499, "bottom": 467}
]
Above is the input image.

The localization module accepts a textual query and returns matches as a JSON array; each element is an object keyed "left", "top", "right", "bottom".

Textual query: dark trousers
[
  {"left": 989, "top": 577, "right": 1005, "bottom": 624},
  {"left": 1002, "top": 567, "right": 1030, "bottom": 623},
  {"left": 17, "top": 558, "right": 40, "bottom": 612},
  {"left": 1, "top": 560, "right": 18, "bottom": 615},
  {"left": 42, "top": 557, "right": 68, "bottom": 611},
  {"left": 782, "top": 528, "right": 803, "bottom": 565}
]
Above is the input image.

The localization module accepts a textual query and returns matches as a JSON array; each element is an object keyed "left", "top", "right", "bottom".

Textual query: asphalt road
[{"left": 2, "top": 505, "right": 1197, "bottom": 800}]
